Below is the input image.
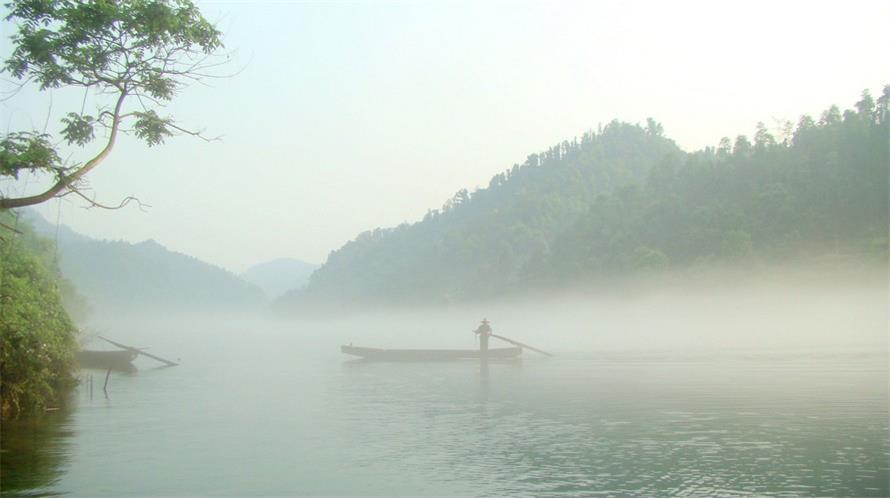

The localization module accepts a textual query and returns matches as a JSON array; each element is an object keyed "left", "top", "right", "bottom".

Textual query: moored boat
[
  {"left": 341, "top": 344, "right": 522, "bottom": 361},
  {"left": 76, "top": 349, "right": 138, "bottom": 370}
]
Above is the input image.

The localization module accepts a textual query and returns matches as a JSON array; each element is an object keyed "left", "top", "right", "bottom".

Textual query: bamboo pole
[
  {"left": 98, "top": 336, "right": 179, "bottom": 366},
  {"left": 489, "top": 333, "right": 553, "bottom": 357}
]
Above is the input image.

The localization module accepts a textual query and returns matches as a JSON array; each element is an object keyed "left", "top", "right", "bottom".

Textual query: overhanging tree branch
[
  {"left": 0, "top": 0, "right": 227, "bottom": 210},
  {"left": 1, "top": 90, "right": 127, "bottom": 209}
]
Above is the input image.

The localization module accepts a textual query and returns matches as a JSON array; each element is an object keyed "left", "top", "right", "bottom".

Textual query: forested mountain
[
  {"left": 529, "top": 95, "right": 889, "bottom": 284},
  {"left": 241, "top": 258, "right": 318, "bottom": 299},
  {"left": 279, "top": 87, "right": 889, "bottom": 308},
  {"left": 20, "top": 211, "right": 265, "bottom": 313}
]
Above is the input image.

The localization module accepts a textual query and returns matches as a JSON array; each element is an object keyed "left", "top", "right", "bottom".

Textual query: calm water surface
[{"left": 2, "top": 315, "right": 888, "bottom": 497}]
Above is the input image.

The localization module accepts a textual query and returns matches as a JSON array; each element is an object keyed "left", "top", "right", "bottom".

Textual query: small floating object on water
[
  {"left": 76, "top": 336, "right": 179, "bottom": 371},
  {"left": 340, "top": 319, "right": 552, "bottom": 362},
  {"left": 76, "top": 349, "right": 138, "bottom": 371}
]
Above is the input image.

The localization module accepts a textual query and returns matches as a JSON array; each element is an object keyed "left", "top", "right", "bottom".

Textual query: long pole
[
  {"left": 490, "top": 333, "right": 553, "bottom": 357},
  {"left": 98, "top": 336, "right": 179, "bottom": 366}
]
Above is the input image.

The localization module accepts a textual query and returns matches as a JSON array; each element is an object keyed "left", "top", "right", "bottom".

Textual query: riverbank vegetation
[
  {"left": 1, "top": 0, "right": 227, "bottom": 419},
  {"left": 0, "top": 212, "right": 80, "bottom": 419}
]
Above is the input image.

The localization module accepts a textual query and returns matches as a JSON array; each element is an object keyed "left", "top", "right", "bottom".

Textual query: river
[{"left": 1, "top": 306, "right": 888, "bottom": 497}]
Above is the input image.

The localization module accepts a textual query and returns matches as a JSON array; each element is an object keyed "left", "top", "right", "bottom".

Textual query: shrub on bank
[{"left": 1, "top": 215, "right": 78, "bottom": 419}]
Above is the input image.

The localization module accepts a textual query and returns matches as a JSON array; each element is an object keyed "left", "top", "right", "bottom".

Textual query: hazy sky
[{"left": 2, "top": 0, "right": 888, "bottom": 273}]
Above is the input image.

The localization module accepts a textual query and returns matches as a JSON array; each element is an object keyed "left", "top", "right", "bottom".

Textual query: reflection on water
[
  {"left": 1, "top": 316, "right": 888, "bottom": 497},
  {"left": 334, "top": 355, "right": 889, "bottom": 497},
  {"left": 0, "top": 403, "right": 73, "bottom": 497}
]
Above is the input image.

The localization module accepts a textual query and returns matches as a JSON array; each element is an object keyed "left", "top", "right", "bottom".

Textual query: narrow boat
[
  {"left": 341, "top": 344, "right": 523, "bottom": 361},
  {"left": 76, "top": 349, "right": 138, "bottom": 370}
]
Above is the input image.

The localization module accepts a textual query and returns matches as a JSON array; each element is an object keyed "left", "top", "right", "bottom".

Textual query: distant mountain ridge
[
  {"left": 278, "top": 87, "right": 889, "bottom": 308},
  {"left": 21, "top": 211, "right": 265, "bottom": 313},
  {"left": 240, "top": 258, "right": 318, "bottom": 299}
]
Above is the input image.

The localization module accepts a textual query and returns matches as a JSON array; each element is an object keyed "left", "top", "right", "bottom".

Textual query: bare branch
[
  {"left": 64, "top": 186, "right": 151, "bottom": 211},
  {"left": 0, "top": 221, "right": 24, "bottom": 235},
  {"left": 0, "top": 77, "right": 31, "bottom": 102},
  {"left": 166, "top": 122, "right": 221, "bottom": 142}
]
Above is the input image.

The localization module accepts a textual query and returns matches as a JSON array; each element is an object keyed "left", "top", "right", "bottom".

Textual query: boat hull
[
  {"left": 76, "top": 349, "right": 138, "bottom": 370},
  {"left": 341, "top": 345, "right": 522, "bottom": 361}
]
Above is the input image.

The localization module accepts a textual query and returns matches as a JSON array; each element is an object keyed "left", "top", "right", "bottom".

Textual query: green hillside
[
  {"left": 530, "top": 91, "right": 889, "bottom": 284},
  {"left": 21, "top": 211, "right": 265, "bottom": 313},
  {"left": 279, "top": 87, "right": 888, "bottom": 309}
]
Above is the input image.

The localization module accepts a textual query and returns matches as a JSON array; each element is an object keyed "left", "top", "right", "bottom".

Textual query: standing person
[
  {"left": 475, "top": 319, "right": 492, "bottom": 384},
  {"left": 475, "top": 319, "right": 492, "bottom": 353}
]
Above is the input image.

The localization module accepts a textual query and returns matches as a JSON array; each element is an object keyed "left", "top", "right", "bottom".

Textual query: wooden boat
[
  {"left": 341, "top": 344, "right": 522, "bottom": 361},
  {"left": 76, "top": 349, "right": 138, "bottom": 370}
]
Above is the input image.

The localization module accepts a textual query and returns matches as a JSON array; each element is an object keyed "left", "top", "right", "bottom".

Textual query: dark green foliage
[
  {"left": 284, "top": 87, "right": 889, "bottom": 307},
  {"left": 523, "top": 88, "right": 889, "bottom": 282},
  {"left": 132, "top": 110, "right": 174, "bottom": 147},
  {"left": 0, "top": 133, "right": 60, "bottom": 178},
  {"left": 1, "top": 212, "right": 78, "bottom": 419},
  {"left": 59, "top": 113, "right": 95, "bottom": 146},
  {"left": 3, "top": 0, "right": 221, "bottom": 91}
]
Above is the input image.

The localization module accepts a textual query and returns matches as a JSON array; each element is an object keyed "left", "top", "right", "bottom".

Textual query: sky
[{"left": 2, "top": 0, "right": 888, "bottom": 273}]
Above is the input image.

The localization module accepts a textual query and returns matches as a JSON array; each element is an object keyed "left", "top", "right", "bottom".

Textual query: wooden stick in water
[
  {"left": 489, "top": 333, "right": 553, "bottom": 357},
  {"left": 98, "top": 335, "right": 179, "bottom": 366}
]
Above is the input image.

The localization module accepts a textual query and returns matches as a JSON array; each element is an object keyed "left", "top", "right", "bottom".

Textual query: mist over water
[
  {"left": 2, "top": 263, "right": 887, "bottom": 497},
  {"left": 324, "top": 261, "right": 888, "bottom": 356},
  {"left": 1, "top": 0, "right": 887, "bottom": 495}
]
